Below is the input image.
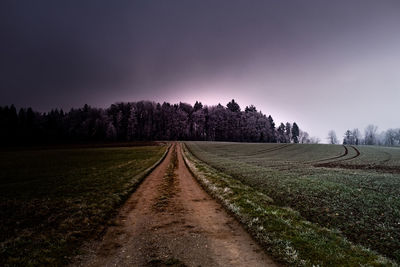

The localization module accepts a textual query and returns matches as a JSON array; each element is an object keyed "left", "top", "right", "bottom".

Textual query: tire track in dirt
[
  {"left": 380, "top": 151, "right": 392, "bottom": 165},
  {"left": 316, "top": 146, "right": 400, "bottom": 173},
  {"left": 327, "top": 145, "right": 360, "bottom": 162},
  {"left": 72, "top": 143, "right": 277, "bottom": 267},
  {"left": 314, "top": 145, "right": 360, "bottom": 168},
  {"left": 309, "top": 145, "right": 348, "bottom": 164},
  {"left": 344, "top": 146, "right": 361, "bottom": 161}
]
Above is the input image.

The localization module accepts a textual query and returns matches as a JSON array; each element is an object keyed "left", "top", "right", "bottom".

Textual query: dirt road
[{"left": 73, "top": 143, "right": 277, "bottom": 267}]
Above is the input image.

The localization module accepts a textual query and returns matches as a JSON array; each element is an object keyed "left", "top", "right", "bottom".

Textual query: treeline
[
  {"left": 0, "top": 99, "right": 310, "bottom": 146},
  {"left": 328, "top": 125, "right": 400, "bottom": 146}
]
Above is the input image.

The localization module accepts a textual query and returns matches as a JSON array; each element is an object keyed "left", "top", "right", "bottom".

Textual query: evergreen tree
[
  {"left": 245, "top": 105, "right": 257, "bottom": 113},
  {"left": 292, "top": 122, "right": 299, "bottom": 143},
  {"left": 226, "top": 99, "right": 240, "bottom": 112},
  {"left": 285, "top": 122, "right": 292, "bottom": 143},
  {"left": 193, "top": 101, "right": 203, "bottom": 112},
  {"left": 267, "top": 115, "right": 276, "bottom": 142}
]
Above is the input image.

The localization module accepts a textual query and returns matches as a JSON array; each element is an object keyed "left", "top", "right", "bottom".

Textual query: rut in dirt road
[{"left": 72, "top": 143, "right": 277, "bottom": 267}]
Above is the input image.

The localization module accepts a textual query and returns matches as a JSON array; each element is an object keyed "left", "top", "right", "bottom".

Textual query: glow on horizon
[{"left": 2, "top": 1, "right": 400, "bottom": 142}]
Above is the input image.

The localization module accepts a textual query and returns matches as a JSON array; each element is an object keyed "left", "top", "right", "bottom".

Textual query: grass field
[
  {"left": 185, "top": 142, "right": 400, "bottom": 265},
  {"left": 0, "top": 144, "right": 167, "bottom": 266}
]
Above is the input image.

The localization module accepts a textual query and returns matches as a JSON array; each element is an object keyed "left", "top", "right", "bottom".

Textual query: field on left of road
[{"left": 0, "top": 143, "right": 167, "bottom": 266}]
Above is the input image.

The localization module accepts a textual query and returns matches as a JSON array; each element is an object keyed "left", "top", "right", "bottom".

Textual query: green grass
[
  {"left": 340, "top": 145, "right": 400, "bottom": 167},
  {"left": 0, "top": 144, "right": 167, "bottom": 266},
  {"left": 185, "top": 141, "right": 400, "bottom": 265}
]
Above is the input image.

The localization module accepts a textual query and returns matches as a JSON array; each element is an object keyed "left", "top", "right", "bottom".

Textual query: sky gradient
[{"left": 1, "top": 0, "right": 400, "bottom": 141}]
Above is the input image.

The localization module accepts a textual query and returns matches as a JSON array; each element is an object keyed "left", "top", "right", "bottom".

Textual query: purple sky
[{"left": 1, "top": 0, "right": 400, "bottom": 141}]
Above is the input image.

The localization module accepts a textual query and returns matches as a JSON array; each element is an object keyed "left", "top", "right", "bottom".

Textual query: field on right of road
[{"left": 185, "top": 142, "right": 400, "bottom": 264}]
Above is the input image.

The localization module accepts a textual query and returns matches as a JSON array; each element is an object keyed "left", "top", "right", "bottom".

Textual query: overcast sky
[{"left": 1, "top": 0, "right": 399, "bottom": 141}]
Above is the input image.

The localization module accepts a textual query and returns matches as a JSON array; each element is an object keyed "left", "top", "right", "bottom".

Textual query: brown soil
[{"left": 72, "top": 143, "right": 277, "bottom": 267}]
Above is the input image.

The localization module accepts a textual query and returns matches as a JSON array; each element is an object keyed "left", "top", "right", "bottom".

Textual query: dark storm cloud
[
  {"left": 0, "top": 1, "right": 342, "bottom": 95},
  {"left": 1, "top": 0, "right": 287, "bottom": 107},
  {"left": 1, "top": 1, "right": 400, "bottom": 139},
  {"left": 1, "top": 1, "right": 135, "bottom": 92}
]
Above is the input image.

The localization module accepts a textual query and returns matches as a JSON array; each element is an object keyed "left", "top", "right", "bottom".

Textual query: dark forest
[{"left": 0, "top": 99, "right": 304, "bottom": 146}]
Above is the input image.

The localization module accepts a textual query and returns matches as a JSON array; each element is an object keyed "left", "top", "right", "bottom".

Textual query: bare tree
[
  {"left": 309, "top": 136, "right": 321, "bottom": 144},
  {"left": 327, "top": 130, "right": 338, "bottom": 144},
  {"left": 384, "top": 129, "right": 397, "bottom": 146},
  {"left": 364, "top": 124, "right": 378, "bottom": 145},
  {"left": 298, "top": 130, "right": 310, "bottom": 144},
  {"left": 277, "top": 123, "right": 286, "bottom": 143},
  {"left": 352, "top": 128, "right": 361, "bottom": 145},
  {"left": 397, "top": 129, "right": 400, "bottom": 145}
]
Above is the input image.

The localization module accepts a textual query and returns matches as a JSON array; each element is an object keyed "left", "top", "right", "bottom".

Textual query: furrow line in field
[
  {"left": 315, "top": 146, "right": 361, "bottom": 168},
  {"left": 244, "top": 144, "right": 293, "bottom": 156},
  {"left": 380, "top": 151, "right": 392, "bottom": 164},
  {"left": 308, "top": 145, "right": 348, "bottom": 164},
  {"left": 343, "top": 146, "right": 361, "bottom": 161}
]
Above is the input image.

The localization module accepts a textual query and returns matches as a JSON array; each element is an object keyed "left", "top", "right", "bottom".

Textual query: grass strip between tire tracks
[
  {"left": 182, "top": 143, "right": 396, "bottom": 266},
  {"left": 153, "top": 145, "right": 178, "bottom": 212}
]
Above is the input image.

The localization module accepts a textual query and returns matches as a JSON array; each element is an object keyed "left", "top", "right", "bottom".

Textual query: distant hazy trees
[
  {"left": 342, "top": 128, "right": 361, "bottom": 145},
  {"left": 364, "top": 124, "right": 378, "bottom": 145},
  {"left": 384, "top": 129, "right": 399, "bottom": 146},
  {"left": 340, "top": 124, "right": 400, "bottom": 146},
  {"left": 352, "top": 128, "right": 362, "bottom": 145},
  {"left": 298, "top": 130, "right": 310, "bottom": 144},
  {"left": 327, "top": 130, "right": 338, "bottom": 144},
  {"left": 380, "top": 128, "right": 400, "bottom": 146},
  {"left": 309, "top": 137, "right": 321, "bottom": 144},
  {"left": 0, "top": 100, "right": 305, "bottom": 146}
]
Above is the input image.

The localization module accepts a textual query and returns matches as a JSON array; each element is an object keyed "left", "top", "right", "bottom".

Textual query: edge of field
[
  {"left": 110, "top": 143, "right": 171, "bottom": 206},
  {"left": 73, "top": 143, "right": 171, "bottom": 251},
  {"left": 182, "top": 143, "right": 396, "bottom": 266},
  {"left": 1, "top": 143, "right": 170, "bottom": 267}
]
